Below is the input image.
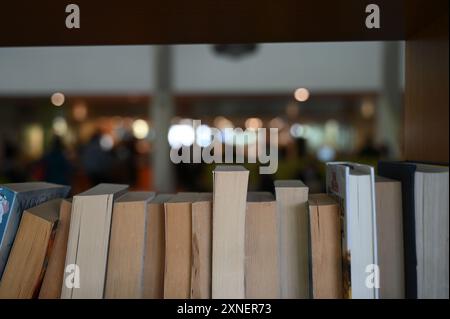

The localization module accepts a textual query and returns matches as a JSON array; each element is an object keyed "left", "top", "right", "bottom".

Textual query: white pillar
[
  {"left": 376, "top": 42, "right": 403, "bottom": 158},
  {"left": 151, "top": 45, "right": 175, "bottom": 192}
]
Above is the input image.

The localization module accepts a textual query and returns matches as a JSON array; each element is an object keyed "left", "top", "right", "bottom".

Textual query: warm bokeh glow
[
  {"left": 51, "top": 92, "right": 65, "bottom": 106},
  {"left": 294, "top": 88, "right": 310, "bottom": 102}
]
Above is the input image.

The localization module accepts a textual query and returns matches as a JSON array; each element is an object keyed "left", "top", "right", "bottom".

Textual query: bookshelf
[{"left": 0, "top": 0, "right": 448, "bottom": 300}]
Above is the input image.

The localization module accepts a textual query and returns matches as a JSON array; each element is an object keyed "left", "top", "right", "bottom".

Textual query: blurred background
[{"left": 0, "top": 42, "right": 404, "bottom": 194}]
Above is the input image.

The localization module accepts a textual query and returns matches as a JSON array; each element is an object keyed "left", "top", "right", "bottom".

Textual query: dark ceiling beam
[{"left": 1, "top": 0, "right": 447, "bottom": 47}]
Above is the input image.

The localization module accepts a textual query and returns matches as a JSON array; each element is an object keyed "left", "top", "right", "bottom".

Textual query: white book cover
[{"left": 326, "top": 162, "right": 378, "bottom": 299}]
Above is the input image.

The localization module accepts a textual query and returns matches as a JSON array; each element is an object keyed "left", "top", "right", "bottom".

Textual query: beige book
[
  {"left": 104, "top": 192, "right": 155, "bottom": 298},
  {"left": 212, "top": 166, "right": 249, "bottom": 299},
  {"left": 164, "top": 193, "right": 196, "bottom": 299},
  {"left": 0, "top": 199, "right": 62, "bottom": 298},
  {"left": 190, "top": 193, "right": 213, "bottom": 299},
  {"left": 375, "top": 177, "right": 404, "bottom": 299},
  {"left": 308, "top": 194, "right": 343, "bottom": 299},
  {"left": 143, "top": 194, "right": 172, "bottom": 299},
  {"left": 39, "top": 199, "right": 72, "bottom": 299},
  {"left": 245, "top": 192, "right": 280, "bottom": 299},
  {"left": 61, "top": 184, "right": 128, "bottom": 299},
  {"left": 275, "top": 180, "right": 309, "bottom": 298}
]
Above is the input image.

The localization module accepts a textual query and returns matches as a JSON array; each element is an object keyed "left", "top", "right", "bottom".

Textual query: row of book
[{"left": 0, "top": 161, "right": 447, "bottom": 299}]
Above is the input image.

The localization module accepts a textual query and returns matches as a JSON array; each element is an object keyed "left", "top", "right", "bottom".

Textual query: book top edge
[
  {"left": 116, "top": 192, "right": 155, "bottom": 203},
  {"left": 0, "top": 182, "right": 69, "bottom": 193},
  {"left": 195, "top": 193, "right": 213, "bottom": 202},
  {"left": 75, "top": 183, "right": 128, "bottom": 196},
  {"left": 168, "top": 192, "right": 198, "bottom": 203},
  {"left": 415, "top": 164, "right": 449, "bottom": 173},
  {"left": 24, "top": 198, "right": 62, "bottom": 222},
  {"left": 274, "top": 180, "right": 306, "bottom": 188},
  {"left": 308, "top": 193, "right": 337, "bottom": 206},
  {"left": 149, "top": 194, "right": 174, "bottom": 204},
  {"left": 379, "top": 161, "right": 449, "bottom": 175},
  {"left": 168, "top": 192, "right": 212, "bottom": 203},
  {"left": 213, "top": 165, "right": 248, "bottom": 172},
  {"left": 375, "top": 176, "right": 400, "bottom": 183},
  {"left": 247, "top": 192, "right": 275, "bottom": 202}
]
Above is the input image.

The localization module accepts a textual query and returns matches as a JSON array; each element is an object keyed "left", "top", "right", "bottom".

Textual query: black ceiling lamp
[{"left": 212, "top": 44, "right": 259, "bottom": 59}]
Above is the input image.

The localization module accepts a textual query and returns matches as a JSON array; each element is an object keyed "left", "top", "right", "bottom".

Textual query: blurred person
[
  {"left": 175, "top": 146, "right": 205, "bottom": 191},
  {"left": 113, "top": 135, "right": 138, "bottom": 186},
  {"left": 80, "top": 132, "right": 114, "bottom": 186},
  {"left": 0, "top": 140, "right": 27, "bottom": 183},
  {"left": 358, "top": 137, "right": 381, "bottom": 158},
  {"left": 39, "top": 136, "right": 73, "bottom": 185},
  {"left": 378, "top": 142, "right": 392, "bottom": 160},
  {"left": 355, "top": 136, "right": 387, "bottom": 168},
  {"left": 274, "top": 138, "right": 324, "bottom": 193},
  {"left": 293, "top": 138, "right": 324, "bottom": 193}
]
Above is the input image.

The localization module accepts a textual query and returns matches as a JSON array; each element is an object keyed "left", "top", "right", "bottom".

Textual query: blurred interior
[{"left": 0, "top": 42, "right": 405, "bottom": 194}]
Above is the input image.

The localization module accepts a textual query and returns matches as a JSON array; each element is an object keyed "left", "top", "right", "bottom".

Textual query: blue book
[{"left": 0, "top": 182, "right": 70, "bottom": 277}]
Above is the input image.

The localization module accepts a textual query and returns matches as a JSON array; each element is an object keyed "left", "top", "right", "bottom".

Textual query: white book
[
  {"left": 326, "top": 162, "right": 378, "bottom": 299},
  {"left": 212, "top": 166, "right": 249, "bottom": 299},
  {"left": 414, "top": 164, "right": 449, "bottom": 299}
]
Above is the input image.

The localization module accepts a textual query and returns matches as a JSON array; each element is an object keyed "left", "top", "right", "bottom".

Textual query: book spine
[
  {"left": 0, "top": 188, "right": 17, "bottom": 278},
  {"left": 369, "top": 168, "right": 379, "bottom": 299},
  {"left": 32, "top": 220, "right": 58, "bottom": 298}
]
